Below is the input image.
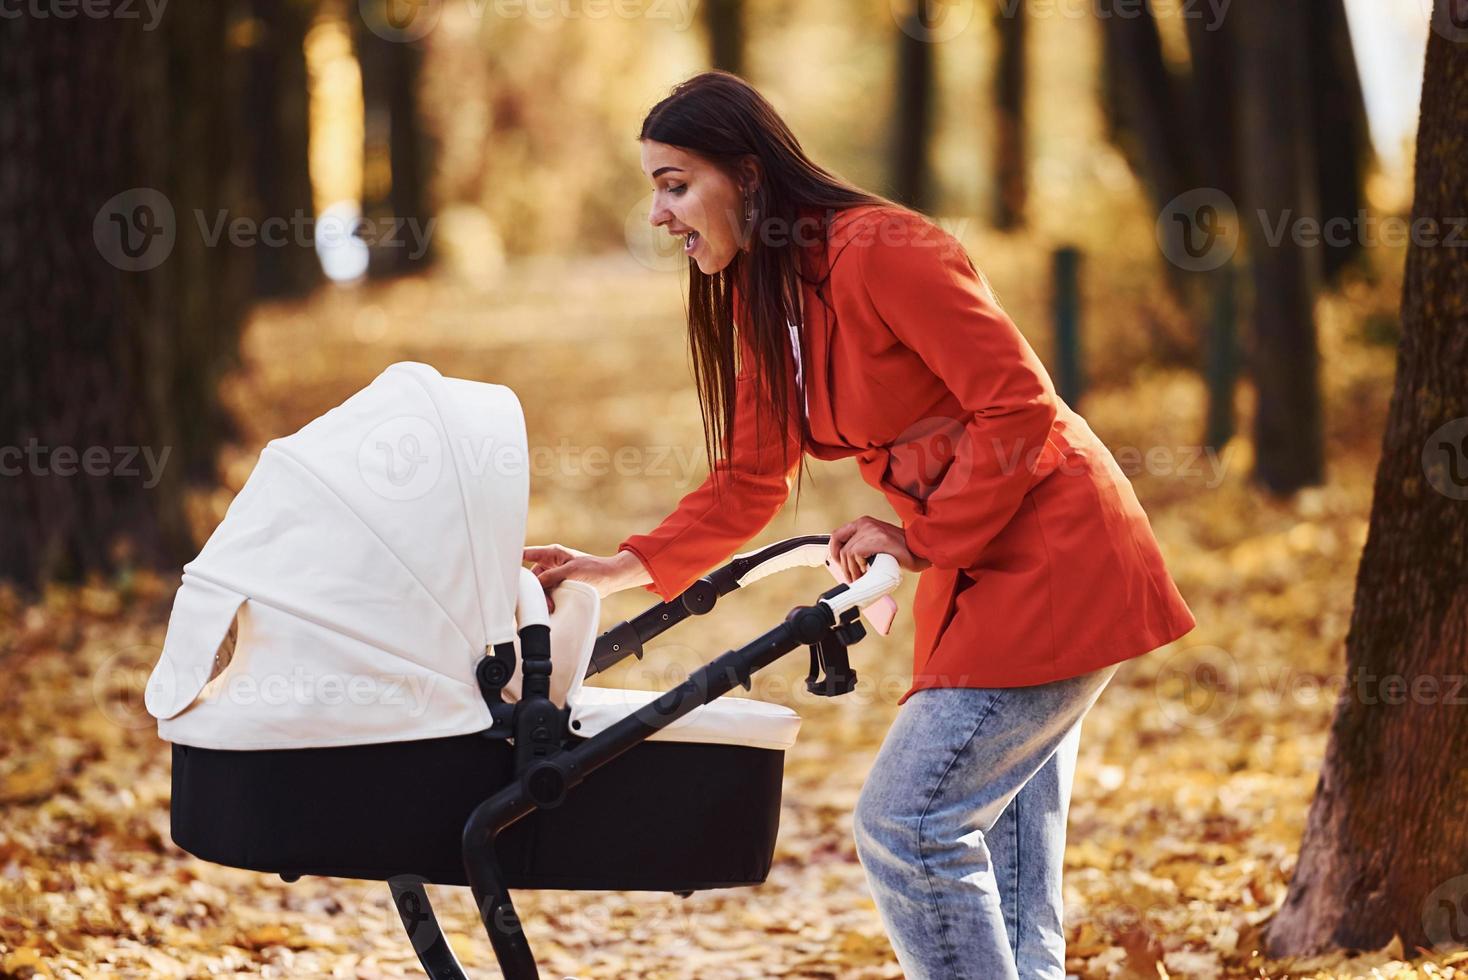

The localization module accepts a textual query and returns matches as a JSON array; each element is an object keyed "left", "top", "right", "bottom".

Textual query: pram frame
[{"left": 379, "top": 534, "right": 899, "bottom": 979}]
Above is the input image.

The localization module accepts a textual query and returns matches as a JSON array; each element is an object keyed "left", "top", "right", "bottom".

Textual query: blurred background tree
[
  {"left": 355, "top": 0, "right": 435, "bottom": 277},
  {"left": 1235, "top": 2, "right": 1326, "bottom": 496},
  {"left": 2, "top": 2, "right": 1460, "bottom": 975},
  {"left": 0, "top": 4, "right": 253, "bottom": 587},
  {"left": 990, "top": 0, "right": 1027, "bottom": 230},
  {"left": 245, "top": 0, "right": 321, "bottom": 298},
  {"left": 703, "top": 0, "right": 745, "bottom": 75},
  {"left": 891, "top": 1, "right": 937, "bottom": 210},
  {"left": 0, "top": 0, "right": 1416, "bottom": 585}
]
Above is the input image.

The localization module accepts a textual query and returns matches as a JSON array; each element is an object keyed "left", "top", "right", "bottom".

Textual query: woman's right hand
[{"left": 523, "top": 545, "right": 652, "bottom": 611}]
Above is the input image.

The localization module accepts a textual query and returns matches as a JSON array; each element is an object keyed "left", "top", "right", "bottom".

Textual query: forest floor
[{"left": 3, "top": 245, "right": 1465, "bottom": 979}]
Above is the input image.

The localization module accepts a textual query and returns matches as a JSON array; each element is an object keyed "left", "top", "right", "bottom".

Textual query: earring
[{"left": 744, "top": 191, "right": 753, "bottom": 223}]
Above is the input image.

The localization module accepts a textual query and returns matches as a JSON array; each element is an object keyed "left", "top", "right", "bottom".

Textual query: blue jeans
[{"left": 853, "top": 663, "right": 1120, "bottom": 980}]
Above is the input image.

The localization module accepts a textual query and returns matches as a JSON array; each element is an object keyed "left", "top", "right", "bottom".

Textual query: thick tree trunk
[
  {"left": 1236, "top": 1, "right": 1325, "bottom": 494},
  {"left": 991, "top": 0, "right": 1027, "bottom": 230},
  {"left": 1264, "top": 9, "right": 1468, "bottom": 955},
  {"left": 1, "top": 19, "right": 166, "bottom": 584},
  {"left": 247, "top": 0, "right": 320, "bottom": 298},
  {"left": 0, "top": 6, "right": 251, "bottom": 587},
  {"left": 145, "top": 2, "right": 253, "bottom": 485},
  {"left": 703, "top": 0, "right": 745, "bottom": 76},
  {"left": 890, "top": 7, "right": 935, "bottom": 211}
]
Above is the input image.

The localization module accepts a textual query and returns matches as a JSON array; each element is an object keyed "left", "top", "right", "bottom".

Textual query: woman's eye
[{"left": 669, "top": 184, "right": 687, "bottom": 195}]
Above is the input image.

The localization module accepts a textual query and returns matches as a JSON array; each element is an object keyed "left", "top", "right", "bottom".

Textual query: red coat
[{"left": 619, "top": 204, "right": 1195, "bottom": 703}]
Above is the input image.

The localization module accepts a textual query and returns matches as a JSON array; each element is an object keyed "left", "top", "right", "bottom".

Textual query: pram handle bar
[
  {"left": 402, "top": 547, "right": 904, "bottom": 980},
  {"left": 461, "top": 596, "right": 863, "bottom": 979},
  {"left": 586, "top": 534, "right": 890, "bottom": 677},
  {"left": 725, "top": 535, "right": 833, "bottom": 589},
  {"left": 821, "top": 554, "right": 901, "bottom": 619}
]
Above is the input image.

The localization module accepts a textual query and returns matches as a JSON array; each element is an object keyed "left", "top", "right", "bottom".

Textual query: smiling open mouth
[{"left": 684, "top": 230, "right": 700, "bottom": 253}]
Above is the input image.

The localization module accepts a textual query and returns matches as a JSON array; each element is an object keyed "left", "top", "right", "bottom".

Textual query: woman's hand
[
  {"left": 828, "top": 516, "right": 931, "bottom": 583},
  {"left": 523, "top": 545, "right": 652, "bottom": 611}
]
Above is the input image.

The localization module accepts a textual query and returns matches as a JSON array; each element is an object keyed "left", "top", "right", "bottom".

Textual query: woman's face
[{"left": 641, "top": 139, "right": 752, "bottom": 275}]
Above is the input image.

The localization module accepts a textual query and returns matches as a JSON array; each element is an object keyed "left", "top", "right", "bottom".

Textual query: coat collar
[
  {"left": 791, "top": 204, "right": 885, "bottom": 454},
  {"left": 731, "top": 203, "right": 894, "bottom": 455}
]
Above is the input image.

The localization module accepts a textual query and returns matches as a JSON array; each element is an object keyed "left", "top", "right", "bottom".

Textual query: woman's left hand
[{"left": 828, "top": 516, "right": 931, "bottom": 583}]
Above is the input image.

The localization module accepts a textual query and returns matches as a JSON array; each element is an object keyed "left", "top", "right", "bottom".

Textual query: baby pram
[{"left": 144, "top": 362, "right": 903, "bottom": 978}]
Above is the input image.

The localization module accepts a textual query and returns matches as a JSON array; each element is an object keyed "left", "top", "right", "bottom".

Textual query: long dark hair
[{"left": 639, "top": 70, "right": 903, "bottom": 493}]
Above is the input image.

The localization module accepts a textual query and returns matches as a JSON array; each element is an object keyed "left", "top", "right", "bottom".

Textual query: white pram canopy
[
  {"left": 146, "top": 361, "right": 801, "bottom": 753},
  {"left": 147, "top": 362, "right": 529, "bottom": 749}
]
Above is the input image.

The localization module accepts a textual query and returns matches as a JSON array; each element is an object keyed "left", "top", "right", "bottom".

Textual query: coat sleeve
[
  {"left": 853, "top": 213, "right": 1059, "bottom": 571},
  {"left": 617, "top": 340, "right": 802, "bottom": 601}
]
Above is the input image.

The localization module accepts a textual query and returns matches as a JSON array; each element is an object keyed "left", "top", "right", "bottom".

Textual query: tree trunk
[
  {"left": 704, "top": 0, "right": 744, "bottom": 76},
  {"left": 355, "top": 12, "right": 434, "bottom": 278},
  {"left": 1184, "top": 12, "right": 1239, "bottom": 204},
  {"left": 1096, "top": 0, "right": 1197, "bottom": 220},
  {"left": 246, "top": 0, "right": 320, "bottom": 298},
  {"left": 146, "top": 1, "right": 253, "bottom": 485},
  {"left": 1264, "top": 7, "right": 1468, "bottom": 955},
  {"left": 0, "top": 6, "right": 251, "bottom": 588},
  {"left": 890, "top": 7, "right": 935, "bottom": 211},
  {"left": 1236, "top": 1, "right": 1325, "bottom": 494},
  {"left": 1185, "top": 15, "right": 1241, "bottom": 451},
  {"left": 1096, "top": 0, "right": 1202, "bottom": 317},
  {"left": 1306, "top": 0, "right": 1373, "bottom": 286},
  {"left": 991, "top": 0, "right": 1027, "bottom": 230}
]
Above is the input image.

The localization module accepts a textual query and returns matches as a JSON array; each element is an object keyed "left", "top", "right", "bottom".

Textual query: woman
[{"left": 525, "top": 71, "right": 1195, "bottom": 980}]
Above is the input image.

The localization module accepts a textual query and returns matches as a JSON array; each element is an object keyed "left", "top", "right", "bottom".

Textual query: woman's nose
[{"left": 648, "top": 202, "right": 671, "bottom": 228}]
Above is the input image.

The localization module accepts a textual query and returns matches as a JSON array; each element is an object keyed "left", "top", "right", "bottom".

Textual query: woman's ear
[{"left": 737, "top": 155, "right": 762, "bottom": 196}]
